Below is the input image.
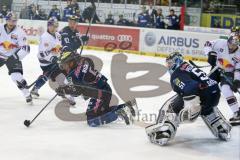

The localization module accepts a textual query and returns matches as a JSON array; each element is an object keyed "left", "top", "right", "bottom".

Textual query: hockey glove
[
  {"left": 81, "top": 35, "right": 89, "bottom": 43},
  {"left": 207, "top": 51, "right": 217, "bottom": 66},
  {"left": 232, "top": 80, "right": 240, "bottom": 92},
  {"left": 56, "top": 86, "right": 66, "bottom": 97},
  {"left": 56, "top": 85, "right": 84, "bottom": 97}
]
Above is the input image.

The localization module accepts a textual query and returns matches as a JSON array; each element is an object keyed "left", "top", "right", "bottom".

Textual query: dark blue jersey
[
  {"left": 170, "top": 62, "right": 218, "bottom": 97},
  {"left": 156, "top": 15, "right": 165, "bottom": 29},
  {"left": 137, "top": 13, "right": 151, "bottom": 27},
  {"left": 67, "top": 58, "right": 108, "bottom": 90},
  {"left": 105, "top": 18, "right": 115, "bottom": 25},
  {"left": 166, "top": 14, "right": 179, "bottom": 30},
  {"left": 63, "top": 6, "right": 73, "bottom": 21},
  {"left": 117, "top": 19, "right": 130, "bottom": 26},
  {"left": 48, "top": 9, "right": 61, "bottom": 21},
  {"left": 60, "top": 26, "right": 82, "bottom": 52}
]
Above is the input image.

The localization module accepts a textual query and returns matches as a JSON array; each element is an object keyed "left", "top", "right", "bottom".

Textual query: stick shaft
[{"left": 29, "top": 94, "right": 58, "bottom": 125}]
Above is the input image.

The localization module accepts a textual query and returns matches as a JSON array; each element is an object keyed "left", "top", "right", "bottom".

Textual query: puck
[{"left": 24, "top": 120, "right": 31, "bottom": 127}]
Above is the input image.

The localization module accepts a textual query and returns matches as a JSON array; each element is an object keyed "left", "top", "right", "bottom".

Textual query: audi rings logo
[
  {"left": 117, "top": 35, "right": 132, "bottom": 42},
  {"left": 144, "top": 32, "right": 156, "bottom": 46}
]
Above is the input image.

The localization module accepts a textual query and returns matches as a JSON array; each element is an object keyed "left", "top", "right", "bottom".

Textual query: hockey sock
[
  {"left": 33, "top": 75, "right": 48, "bottom": 90},
  {"left": 87, "top": 104, "right": 126, "bottom": 127},
  {"left": 221, "top": 84, "right": 239, "bottom": 113}
]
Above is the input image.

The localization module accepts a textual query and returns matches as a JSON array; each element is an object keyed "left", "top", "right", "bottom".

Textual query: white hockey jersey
[
  {"left": 38, "top": 31, "right": 62, "bottom": 67},
  {"left": 204, "top": 39, "right": 240, "bottom": 74},
  {"left": 0, "top": 24, "right": 27, "bottom": 59}
]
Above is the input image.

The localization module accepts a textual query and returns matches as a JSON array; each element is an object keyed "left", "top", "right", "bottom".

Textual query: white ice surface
[{"left": 0, "top": 45, "right": 239, "bottom": 160}]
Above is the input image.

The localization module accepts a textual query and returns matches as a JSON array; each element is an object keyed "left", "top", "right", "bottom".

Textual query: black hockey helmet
[
  {"left": 165, "top": 52, "right": 184, "bottom": 74},
  {"left": 58, "top": 51, "right": 79, "bottom": 70}
]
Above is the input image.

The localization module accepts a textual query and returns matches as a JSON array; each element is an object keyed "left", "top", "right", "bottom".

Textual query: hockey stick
[
  {"left": 24, "top": 94, "right": 57, "bottom": 127},
  {"left": 18, "top": 70, "right": 58, "bottom": 90},
  {"left": 79, "top": 0, "right": 96, "bottom": 56},
  {"left": 189, "top": 60, "right": 211, "bottom": 68}
]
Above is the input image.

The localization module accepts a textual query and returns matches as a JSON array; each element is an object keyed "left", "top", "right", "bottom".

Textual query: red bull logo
[
  {"left": 0, "top": 41, "right": 18, "bottom": 51},
  {"left": 218, "top": 58, "right": 234, "bottom": 69}
]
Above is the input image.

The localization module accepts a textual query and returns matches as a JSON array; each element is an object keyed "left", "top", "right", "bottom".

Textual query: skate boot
[
  {"left": 31, "top": 86, "right": 39, "bottom": 98},
  {"left": 125, "top": 99, "right": 138, "bottom": 117},
  {"left": 229, "top": 110, "right": 240, "bottom": 126},
  {"left": 26, "top": 94, "right": 33, "bottom": 104},
  {"left": 116, "top": 109, "right": 130, "bottom": 125}
]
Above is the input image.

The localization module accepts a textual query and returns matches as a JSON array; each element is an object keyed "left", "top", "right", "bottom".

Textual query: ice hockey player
[
  {"left": 0, "top": 12, "right": 32, "bottom": 103},
  {"left": 55, "top": 51, "right": 137, "bottom": 127},
  {"left": 30, "top": 17, "right": 62, "bottom": 98},
  {"left": 60, "top": 15, "right": 91, "bottom": 103},
  {"left": 204, "top": 31, "right": 240, "bottom": 125},
  {"left": 145, "top": 52, "right": 232, "bottom": 146},
  {"left": 60, "top": 15, "right": 89, "bottom": 53},
  {"left": 206, "top": 26, "right": 239, "bottom": 83}
]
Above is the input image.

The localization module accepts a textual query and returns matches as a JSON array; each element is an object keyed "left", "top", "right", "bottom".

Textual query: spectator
[
  {"left": 155, "top": 8, "right": 165, "bottom": 29},
  {"left": 0, "top": 5, "right": 10, "bottom": 18},
  {"left": 71, "top": 0, "right": 80, "bottom": 15},
  {"left": 147, "top": 3, "right": 157, "bottom": 25},
  {"left": 29, "top": 4, "right": 38, "bottom": 19},
  {"left": 104, "top": 13, "right": 115, "bottom": 25},
  {"left": 20, "top": 5, "right": 30, "bottom": 19},
  {"left": 82, "top": 4, "right": 101, "bottom": 24},
  {"left": 117, "top": 14, "right": 130, "bottom": 26},
  {"left": 48, "top": 5, "right": 61, "bottom": 20},
  {"left": 137, "top": 6, "right": 151, "bottom": 27},
  {"left": 75, "top": 9, "right": 84, "bottom": 23},
  {"left": 36, "top": 5, "right": 47, "bottom": 20},
  {"left": 62, "top": 1, "right": 74, "bottom": 22},
  {"left": 166, "top": 9, "right": 179, "bottom": 30}
]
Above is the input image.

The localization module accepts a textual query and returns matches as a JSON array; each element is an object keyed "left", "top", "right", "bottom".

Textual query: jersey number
[
  {"left": 192, "top": 68, "right": 209, "bottom": 81},
  {"left": 64, "top": 38, "right": 70, "bottom": 44}
]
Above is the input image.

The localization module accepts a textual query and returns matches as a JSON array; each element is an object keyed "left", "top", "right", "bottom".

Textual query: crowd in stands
[{"left": 0, "top": 0, "right": 181, "bottom": 30}]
